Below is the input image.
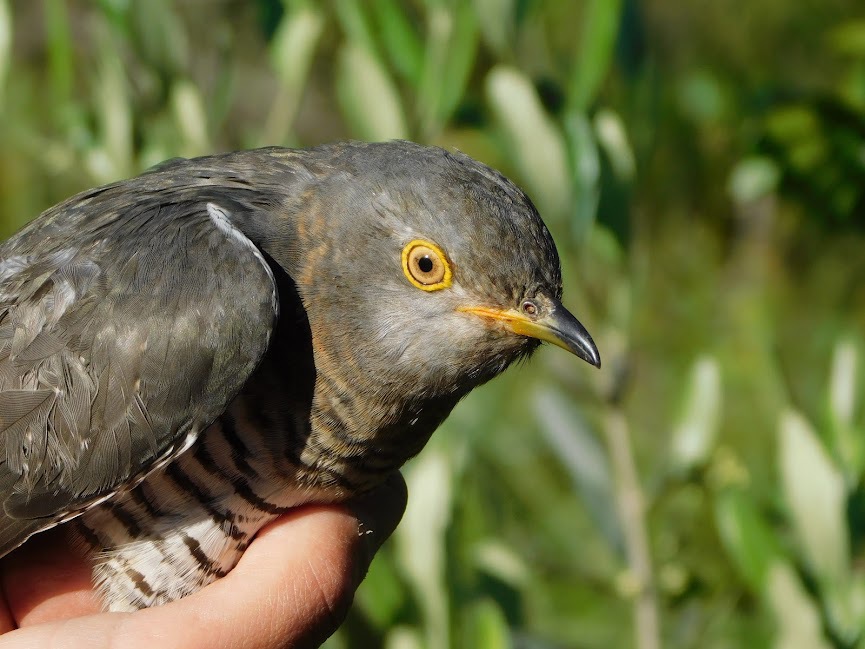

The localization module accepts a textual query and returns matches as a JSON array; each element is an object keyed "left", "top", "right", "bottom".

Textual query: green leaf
[
  {"left": 129, "top": 0, "right": 189, "bottom": 75},
  {"left": 356, "top": 550, "right": 406, "bottom": 630},
  {"left": 170, "top": 80, "right": 209, "bottom": 157},
  {"left": 764, "top": 106, "right": 825, "bottom": 173},
  {"left": 86, "top": 42, "right": 133, "bottom": 181},
  {"left": 766, "top": 561, "right": 833, "bottom": 649},
  {"left": 777, "top": 410, "right": 865, "bottom": 640},
  {"left": 826, "top": 337, "right": 865, "bottom": 478},
  {"left": 417, "top": 3, "right": 479, "bottom": 138},
  {"left": 437, "top": 3, "right": 478, "bottom": 129},
  {"left": 335, "top": 41, "right": 408, "bottom": 141},
  {"left": 472, "top": 0, "right": 514, "bottom": 57},
  {"left": 463, "top": 599, "right": 511, "bottom": 649},
  {"left": 563, "top": 110, "right": 600, "bottom": 240},
  {"left": 676, "top": 70, "right": 728, "bottom": 124},
  {"left": 714, "top": 488, "right": 783, "bottom": 593},
  {"left": 486, "top": 66, "right": 571, "bottom": 221},
  {"left": 384, "top": 627, "right": 425, "bottom": 649},
  {"left": 333, "top": 0, "right": 379, "bottom": 57},
  {"left": 829, "top": 338, "right": 859, "bottom": 429},
  {"left": 372, "top": 0, "right": 424, "bottom": 85},
  {"left": 395, "top": 450, "right": 453, "bottom": 649},
  {"left": 533, "top": 388, "right": 624, "bottom": 556},
  {"left": 472, "top": 539, "right": 530, "bottom": 588},
  {"left": 778, "top": 409, "right": 849, "bottom": 585},
  {"left": 669, "top": 355, "right": 722, "bottom": 474},
  {"left": 567, "top": 0, "right": 622, "bottom": 112},
  {"left": 264, "top": 4, "right": 325, "bottom": 144},
  {"left": 44, "top": 0, "right": 74, "bottom": 108},
  {"left": 593, "top": 108, "right": 635, "bottom": 181}
]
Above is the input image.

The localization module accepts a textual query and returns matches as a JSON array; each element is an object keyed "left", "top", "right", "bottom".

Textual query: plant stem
[{"left": 604, "top": 409, "right": 660, "bottom": 649}]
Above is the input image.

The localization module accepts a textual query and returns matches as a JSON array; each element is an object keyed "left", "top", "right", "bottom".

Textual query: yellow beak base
[{"left": 459, "top": 301, "right": 600, "bottom": 368}]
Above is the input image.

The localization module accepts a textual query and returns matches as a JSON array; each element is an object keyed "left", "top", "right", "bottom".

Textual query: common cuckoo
[{"left": 0, "top": 141, "right": 599, "bottom": 611}]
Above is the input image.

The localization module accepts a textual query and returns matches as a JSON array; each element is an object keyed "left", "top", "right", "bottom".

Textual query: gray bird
[{"left": 0, "top": 141, "right": 599, "bottom": 611}]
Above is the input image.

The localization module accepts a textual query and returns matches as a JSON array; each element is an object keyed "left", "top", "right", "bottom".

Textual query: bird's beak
[{"left": 459, "top": 299, "right": 601, "bottom": 368}]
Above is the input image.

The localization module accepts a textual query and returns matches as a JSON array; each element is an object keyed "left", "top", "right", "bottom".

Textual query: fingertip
[{"left": 346, "top": 472, "right": 408, "bottom": 564}]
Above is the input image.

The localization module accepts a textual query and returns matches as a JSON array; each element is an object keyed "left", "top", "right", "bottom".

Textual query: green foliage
[{"left": 2, "top": 1, "right": 865, "bottom": 647}]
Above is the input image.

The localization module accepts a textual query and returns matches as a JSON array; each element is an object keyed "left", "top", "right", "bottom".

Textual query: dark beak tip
[
  {"left": 551, "top": 303, "right": 601, "bottom": 369},
  {"left": 576, "top": 340, "right": 601, "bottom": 369}
]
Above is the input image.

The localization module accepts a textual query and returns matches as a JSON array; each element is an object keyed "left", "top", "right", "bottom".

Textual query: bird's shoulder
[{"left": 0, "top": 179, "right": 285, "bottom": 555}]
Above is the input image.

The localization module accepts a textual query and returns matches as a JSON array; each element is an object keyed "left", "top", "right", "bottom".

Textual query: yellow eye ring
[{"left": 401, "top": 239, "right": 452, "bottom": 291}]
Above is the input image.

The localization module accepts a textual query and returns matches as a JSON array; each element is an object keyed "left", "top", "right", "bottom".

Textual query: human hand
[{"left": 0, "top": 473, "right": 407, "bottom": 649}]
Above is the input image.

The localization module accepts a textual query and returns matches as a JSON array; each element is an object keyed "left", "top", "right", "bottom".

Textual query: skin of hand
[{"left": 0, "top": 473, "right": 408, "bottom": 649}]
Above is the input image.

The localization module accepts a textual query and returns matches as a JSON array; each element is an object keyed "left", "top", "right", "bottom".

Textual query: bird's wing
[{"left": 0, "top": 186, "right": 279, "bottom": 555}]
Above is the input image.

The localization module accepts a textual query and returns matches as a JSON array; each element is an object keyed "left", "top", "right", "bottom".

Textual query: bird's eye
[{"left": 401, "top": 240, "right": 452, "bottom": 291}]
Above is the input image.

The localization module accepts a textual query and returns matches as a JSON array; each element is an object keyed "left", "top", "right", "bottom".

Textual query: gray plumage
[{"left": 0, "top": 141, "right": 598, "bottom": 610}]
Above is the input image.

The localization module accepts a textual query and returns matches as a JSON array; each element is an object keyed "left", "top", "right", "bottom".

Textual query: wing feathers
[
  {"left": 0, "top": 389, "right": 56, "bottom": 474},
  {"left": 15, "top": 331, "right": 66, "bottom": 363},
  {"left": 0, "top": 390, "right": 56, "bottom": 435},
  {"left": 0, "top": 187, "right": 280, "bottom": 552}
]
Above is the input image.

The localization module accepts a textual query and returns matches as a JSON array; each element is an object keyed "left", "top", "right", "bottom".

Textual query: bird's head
[{"left": 272, "top": 141, "right": 599, "bottom": 417}]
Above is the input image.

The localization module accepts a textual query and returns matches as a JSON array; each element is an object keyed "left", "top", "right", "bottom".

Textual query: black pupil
[{"left": 418, "top": 256, "right": 434, "bottom": 273}]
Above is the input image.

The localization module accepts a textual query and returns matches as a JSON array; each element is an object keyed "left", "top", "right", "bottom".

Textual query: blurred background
[{"left": 2, "top": 1, "right": 865, "bottom": 647}]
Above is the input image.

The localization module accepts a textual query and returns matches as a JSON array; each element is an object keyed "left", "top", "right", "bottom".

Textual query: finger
[
  {"left": 342, "top": 471, "right": 409, "bottom": 570},
  {"left": 1, "top": 527, "right": 100, "bottom": 627},
  {"left": 0, "top": 473, "right": 407, "bottom": 649},
  {"left": 0, "top": 595, "right": 15, "bottom": 635}
]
